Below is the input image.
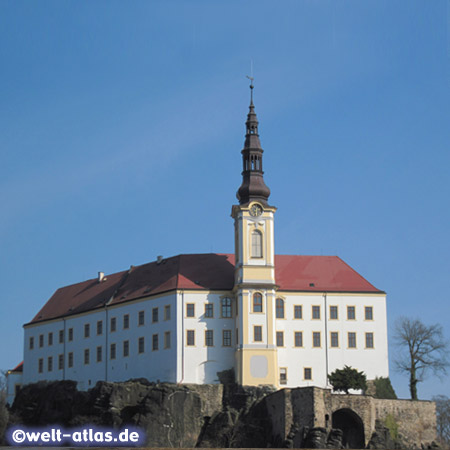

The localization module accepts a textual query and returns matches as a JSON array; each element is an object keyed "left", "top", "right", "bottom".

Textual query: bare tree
[
  {"left": 394, "top": 317, "right": 449, "bottom": 400},
  {"left": 433, "top": 395, "right": 450, "bottom": 448}
]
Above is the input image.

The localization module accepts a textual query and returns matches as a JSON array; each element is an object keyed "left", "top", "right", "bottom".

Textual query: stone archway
[{"left": 332, "top": 408, "right": 365, "bottom": 449}]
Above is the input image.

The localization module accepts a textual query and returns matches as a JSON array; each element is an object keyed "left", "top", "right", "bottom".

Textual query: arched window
[
  {"left": 276, "top": 298, "right": 285, "bottom": 319},
  {"left": 251, "top": 230, "right": 263, "bottom": 258},
  {"left": 253, "top": 293, "right": 263, "bottom": 313}
]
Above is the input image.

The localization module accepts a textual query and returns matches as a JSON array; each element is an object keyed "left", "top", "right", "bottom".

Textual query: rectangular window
[
  {"left": 152, "top": 307, "right": 159, "bottom": 323},
  {"left": 221, "top": 298, "right": 232, "bottom": 318},
  {"left": 47, "top": 356, "right": 53, "bottom": 372},
  {"left": 58, "top": 354, "right": 64, "bottom": 370},
  {"left": 276, "top": 331, "right": 284, "bottom": 347},
  {"left": 48, "top": 332, "right": 53, "bottom": 346},
  {"left": 187, "top": 330, "right": 195, "bottom": 346},
  {"left": 347, "top": 306, "right": 356, "bottom": 320},
  {"left": 96, "top": 346, "right": 102, "bottom": 362},
  {"left": 329, "top": 306, "right": 338, "bottom": 320},
  {"left": 186, "top": 303, "right": 195, "bottom": 317},
  {"left": 38, "top": 358, "right": 43, "bottom": 373},
  {"left": 205, "top": 303, "right": 214, "bottom": 318},
  {"left": 123, "top": 314, "right": 130, "bottom": 329},
  {"left": 164, "top": 305, "right": 171, "bottom": 321},
  {"left": 84, "top": 323, "right": 90, "bottom": 338},
  {"left": 236, "top": 328, "right": 239, "bottom": 345},
  {"left": 123, "top": 340, "right": 130, "bottom": 357},
  {"left": 280, "top": 368, "right": 287, "bottom": 385},
  {"left": 254, "top": 325, "right": 262, "bottom": 342},
  {"left": 348, "top": 332, "right": 357, "bottom": 348},
  {"left": 294, "top": 331, "right": 303, "bottom": 347},
  {"left": 68, "top": 328, "right": 73, "bottom": 342},
  {"left": 110, "top": 343, "right": 116, "bottom": 360},
  {"left": 29, "top": 337, "right": 34, "bottom": 350},
  {"left": 294, "top": 305, "right": 302, "bottom": 319},
  {"left": 365, "top": 306, "right": 373, "bottom": 320},
  {"left": 223, "top": 330, "right": 232, "bottom": 347},
  {"left": 304, "top": 367, "right": 312, "bottom": 380},
  {"left": 205, "top": 330, "right": 214, "bottom": 347},
  {"left": 365, "top": 332, "right": 374, "bottom": 348},
  {"left": 138, "top": 337, "right": 145, "bottom": 354},
  {"left": 138, "top": 311, "right": 145, "bottom": 326},
  {"left": 110, "top": 317, "right": 117, "bottom": 332},
  {"left": 152, "top": 334, "right": 159, "bottom": 351},
  {"left": 97, "top": 320, "right": 103, "bottom": 335},
  {"left": 330, "top": 332, "right": 339, "bottom": 348},
  {"left": 313, "top": 332, "right": 321, "bottom": 348},
  {"left": 39, "top": 334, "right": 44, "bottom": 348},
  {"left": 68, "top": 352, "right": 73, "bottom": 368},
  {"left": 59, "top": 330, "right": 64, "bottom": 344},
  {"left": 164, "top": 331, "right": 171, "bottom": 349},
  {"left": 84, "top": 349, "right": 90, "bottom": 365},
  {"left": 312, "top": 305, "right": 321, "bottom": 319}
]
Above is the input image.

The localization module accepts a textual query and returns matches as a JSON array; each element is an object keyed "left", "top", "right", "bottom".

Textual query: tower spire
[{"left": 236, "top": 80, "right": 271, "bottom": 206}]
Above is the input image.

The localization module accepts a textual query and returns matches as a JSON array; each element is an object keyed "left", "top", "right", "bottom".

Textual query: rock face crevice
[{"left": 6, "top": 380, "right": 439, "bottom": 448}]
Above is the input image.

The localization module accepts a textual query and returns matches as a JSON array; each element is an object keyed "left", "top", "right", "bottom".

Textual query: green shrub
[{"left": 373, "top": 377, "right": 397, "bottom": 399}]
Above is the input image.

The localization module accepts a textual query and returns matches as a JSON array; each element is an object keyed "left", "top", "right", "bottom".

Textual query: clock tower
[{"left": 232, "top": 83, "right": 278, "bottom": 386}]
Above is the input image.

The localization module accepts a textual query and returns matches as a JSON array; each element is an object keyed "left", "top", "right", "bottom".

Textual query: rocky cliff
[{"left": 5, "top": 379, "right": 441, "bottom": 448}]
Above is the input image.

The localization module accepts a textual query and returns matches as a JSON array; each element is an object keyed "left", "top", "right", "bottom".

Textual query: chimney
[
  {"left": 98, "top": 272, "right": 105, "bottom": 282},
  {"left": 157, "top": 255, "right": 163, "bottom": 264}
]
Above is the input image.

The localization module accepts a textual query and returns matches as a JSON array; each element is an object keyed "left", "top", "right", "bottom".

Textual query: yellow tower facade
[{"left": 232, "top": 84, "right": 279, "bottom": 386}]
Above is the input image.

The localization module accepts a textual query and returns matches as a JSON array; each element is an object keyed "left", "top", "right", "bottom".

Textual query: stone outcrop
[{"left": 6, "top": 380, "right": 438, "bottom": 448}]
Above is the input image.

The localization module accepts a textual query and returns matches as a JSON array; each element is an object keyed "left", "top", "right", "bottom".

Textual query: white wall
[
  {"left": 23, "top": 292, "right": 178, "bottom": 390},
  {"left": 178, "top": 291, "right": 235, "bottom": 384},
  {"left": 275, "top": 292, "right": 389, "bottom": 388}
]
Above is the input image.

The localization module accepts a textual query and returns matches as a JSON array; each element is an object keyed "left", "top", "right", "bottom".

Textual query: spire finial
[{"left": 246, "top": 75, "right": 254, "bottom": 104}]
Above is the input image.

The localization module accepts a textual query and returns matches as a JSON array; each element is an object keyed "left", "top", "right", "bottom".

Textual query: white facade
[{"left": 15, "top": 286, "right": 387, "bottom": 396}]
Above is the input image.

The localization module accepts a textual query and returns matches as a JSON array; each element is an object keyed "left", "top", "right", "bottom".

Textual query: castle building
[{"left": 6, "top": 87, "right": 389, "bottom": 402}]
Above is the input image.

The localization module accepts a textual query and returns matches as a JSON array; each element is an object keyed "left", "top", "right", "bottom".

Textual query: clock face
[{"left": 249, "top": 204, "right": 263, "bottom": 217}]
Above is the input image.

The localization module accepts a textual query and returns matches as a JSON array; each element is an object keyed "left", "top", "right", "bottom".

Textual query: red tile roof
[
  {"left": 27, "top": 253, "right": 382, "bottom": 325},
  {"left": 9, "top": 361, "right": 23, "bottom": 372}
]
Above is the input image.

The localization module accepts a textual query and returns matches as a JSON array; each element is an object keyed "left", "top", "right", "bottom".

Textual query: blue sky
[{"left": 1, "top": 0, "right": 449, "bottom": 400}]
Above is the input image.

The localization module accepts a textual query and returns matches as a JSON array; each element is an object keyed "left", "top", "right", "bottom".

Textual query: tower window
[
  {"left": 251, "top": 230, "right": 263, "bottom": 258},
  {"left": 253, "top": 293, "right": 263, "bottom": 313},
  {"left": 254, "top": 325, "right": 262, "bottom": 342},
  {"left": 280, "top": 368, "right": 287, "bottom": 385},
  {"left": 276, "top": 298, "right": 285, "bottom": 319}
]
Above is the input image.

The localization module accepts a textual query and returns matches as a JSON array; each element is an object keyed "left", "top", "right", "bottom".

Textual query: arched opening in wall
[{"left": 332, "top": 408, "right": 365, "bottom": 449}]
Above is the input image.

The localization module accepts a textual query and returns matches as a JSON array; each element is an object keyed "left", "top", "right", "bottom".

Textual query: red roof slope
[{"left": 27, "top": 253, "right": 382, "bottom": 325}]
